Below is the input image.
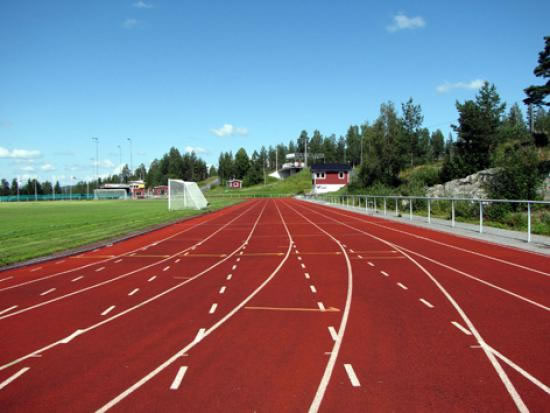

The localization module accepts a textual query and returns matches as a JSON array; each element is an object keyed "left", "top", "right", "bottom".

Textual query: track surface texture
[{"left": 0, "top": 198, "right": 548, "bottom": 412}]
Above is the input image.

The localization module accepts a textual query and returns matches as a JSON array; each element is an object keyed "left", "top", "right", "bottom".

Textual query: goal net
[
  {"left": 168, "top": 180, "right": 208, "bottom": 210},
  {"left": 93, "top": 189, "right": 128, "bottom": 200}
]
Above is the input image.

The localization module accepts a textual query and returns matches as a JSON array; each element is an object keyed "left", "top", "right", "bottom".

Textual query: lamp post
[
  {"left": 92, "top": 137, "right": 99, "bottom": 182},
  {"left": 117, "top": 144, "right": 122, "bottom": 183},
  {"left": 127, "top": 138, "right": 133, "bottom": 177}
]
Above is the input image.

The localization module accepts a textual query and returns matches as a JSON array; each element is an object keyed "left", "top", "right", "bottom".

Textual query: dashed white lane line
[
  {"left": 194, "top": 328, "right": 206, "bottom": 343},
  {"left": 349, "top": 249, "right": 355, "bottom": 253},
  {"left": 232, "top": 265, "right": 237, "bottom": 270},
  {"left": 317, "top": 302, "right": 326, "bottom": 311},
  {"left": 219, "top": 286, "right": 226, "bottom": 294},
  {"left": 209, "top": 303, "right": 218, "bottom": 314},
  {"left": 130, "top": 253, "right": 136, "bottom": 257},
  {"left": 30, "top": 267, "right": 42, "bottom": 272},
  {"left": 226, "top": 274, "right": 232, "bottom": 280},
  {"left": 419, "top": 298, "right": 434, "bottom": 308},
  {"left": 163, "top": 266, "right": 170, "bottom": 272},
  {"left": 344, "top": 364, "right": 361, "bottom": 387},
  {"left": 175, "top": 259, "right": 181, "bottom": 264},
  {"left": 380, "top": 271, "right": 389, "bottom": 277},
  {"left": 170, "top": 366, "right": 188, "bottom": 390},
  {"left": 114, "top": 259, "right": 123, "bottom": 264},
  {"left": 184, "top": 252, "right": 189, "bottom": 256},
  {"left": 310, "top": 285, "right": 317, "bottom": 294},
  {"left": 297, "top": 256, "right": 302, "bottom": 261},
  {"left": 0, "top": 367, "right": 30, "bottom": 390},
  {"left": 451, "top": 321, "right": 472, "bottom": 336},
  {"left": 239, "top": 251, "right": 244, "bottom": 256},
  {"left": 0, "top": 305, "right": 18, "bottom": 316},
  {"left": 128, "top": 288, "right": 140, "bottom": 296},
  {"left": 328, "top": 326, "right": 338, "bottom": 342},
  {"left": 397, "top": 282, "right": 408, "bottom": 290},
  {"left": 101, "top": 305, "right": 116, "bottom": 316},
  {"left": 148, "top": 276, "right": 157, "bottom": 282},
  {"left": 304, "top": 273, "right": 310, "bottom": 279},
  {"left": 301, "top": 263, "right": 306, "bottom": 269},
  {"left": 236, "top": 258, "right": 241, "bottom": 262},
  {"left": 0, "top": 276, "right": 14, "bottom": 282},
  {"left": 358, "top": 255, "right": 363, "bottom": 259},
  {"left": 95, "top": 267, "right": 105, "bottom": 272},
  {"left": 71, "top": 276, "right": 84, "bottom": 282},
  {"left": 40, "top": 288, "right": 56, "bottom": 296},
  {"left": 55, "top": 260, "right": 65, "bottom": 265},
  {"left": 368, "top": 262, "right": 375, "bottom": 267}
]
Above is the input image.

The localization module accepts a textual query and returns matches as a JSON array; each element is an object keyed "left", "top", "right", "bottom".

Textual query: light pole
[
  {"left": 117, "top": 144, "right": 122, "bottom": 183},
  {"left": 92, "top": 137, "right": 99, "bottom": 183},
  {"left": 127, "top": 138, "right": 133, "bottom": 178}
]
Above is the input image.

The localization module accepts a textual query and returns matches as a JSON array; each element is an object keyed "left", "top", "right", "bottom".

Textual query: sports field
[{"left": 0, "top": 197, "right": 242, "bottom": 266}]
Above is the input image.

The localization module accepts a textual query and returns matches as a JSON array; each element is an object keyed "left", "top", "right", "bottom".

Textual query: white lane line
[
  {"left": 0, "top": 276, "right": 14, "bottom": 282},
  {"left": 328, "top": 326, "right": 338, "bottom": 342},
  {"left": 130, "top": 253, "right": 136, "bottom": 256},
  {"left": 358, "top": 255, "right": 363, "bottom": 259},
  {"left": 148, "top": 276, "right": 157, "bottom": 282},
  {"left": 380, "top": 271, "right": 389, "bottom": 277},
  {"left": 30, "top": 267, "right": 42, "bottom": 272},
  {"left": 101, "top": 305, "right": 116, "bottom": 316},
  {"left": 232, "top": 265, "right": 237, "bottom": 270},
  {"left": 317, "top": 302, "right": 325, "bottom": 311},
  {"left": 349, "top": 249, "right": 355, "bottom": 253},
  {"left": 209, "top": 303, "right": 218, "bottom": 314},
  {"left": 0, "top": 305, "right": 18, "bottom": 316},
  {"left": 397, "top": 282, "right": 408, "bottom": 290},
  {"left": 226, "top": 274, "right": 232, "bottom": 280},
  {"left": 310, "top": 285, "right": 317, "bottom": 293},
  {"left": 95, "top": 267, "right": 105, "bottom": 272},
  {"left": 0, "top": 367, "right": 30, "bottom": 390},
  {"left": 368, "top": 262, "right": 375, "bottom": 267},
  {"left": 175, "top": 259, "right": 181, "bottom": 264},
  {"left": 297, "top": 256, "right": 302, "bottom": 261},
  {"left": 219, "top": 286, "right": 226, "bottom": 294},
  {"left": 163, "top": 266, "right": 170, "bottom": 272},
  {"left": 71, "top": 276, "right": 84, "bottom": 282},
  {"left": 114, "top": 259, "right": 122, "bottom": 263},
  {"left": 194, "top": 328, "right": 206, "bottom": 343},
  {"left": 343, "top": 364, "right": 361, "bottom": 387},
  {"left": 55, "top": 260, "right": 65, "bottom": 265},
  {"left": 301, "top": 263, "right": 306, "bottom": 269},
  {"left": 170, "top": 366, "right": 188, "bottom": 390},
  {"left": 128, "top": 288, "right": 140, "bottom": 296},
  {"left": 419, "top": 298, "right": 434, "bottom": 308},
  {"left": 236, "top": 258, "right": 241, "bottom": 262},
  {"left": 184, "top": 252, "right": 189, "bottom": 256},
  {"left": 40, "top": 288, "right": 56, "bottom": 296},
  {"left": 451, "top": 321, "right": 472, "bottom": 336},
  {"left": 239, "top": 251, "right": 244, "bottom": 255},
  {"left": 296, "top": 249, "right": 300, "bottom": 253},
  {"left": 304, "top": 273, "right": 310, "bottom": 279}
]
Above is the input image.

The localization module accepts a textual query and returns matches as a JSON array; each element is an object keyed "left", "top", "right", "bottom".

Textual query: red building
[
  {"left": 311, "top": 163, "right": 352, "bottom": 194},
  {"left": 227, "top": 179, "right": 243, "bottom": 189},
  {"left": 152, "top": 185, "right": 168, "bottom": 196}
]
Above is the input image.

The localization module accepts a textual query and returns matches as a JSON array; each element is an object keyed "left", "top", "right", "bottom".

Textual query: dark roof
[{"left": 310, "top": 163, "right": 352, "bottom": 172}]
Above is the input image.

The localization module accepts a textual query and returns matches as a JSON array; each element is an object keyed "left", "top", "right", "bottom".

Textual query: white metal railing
[{"left": 303, "top": 194, "right": 550, "bottom": 244}]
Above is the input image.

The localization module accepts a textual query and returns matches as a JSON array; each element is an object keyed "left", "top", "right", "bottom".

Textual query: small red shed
[
  {"left": 311, "top": 163, "right": 352, "bottom": 194},
  {"left": 227, "top": 179, "right": 243, "bottom": 189}
]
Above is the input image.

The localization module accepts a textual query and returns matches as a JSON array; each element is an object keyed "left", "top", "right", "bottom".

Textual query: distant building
[
  {"left": 227, "top": 179, "right": 243, "bottom": 189},
  {"left": 152, "top": 185, "right": 168, "bottom": 196},
  {"left": 129, "top": 180, "right": 145, "bottom": 198},
  {"left": 311, "top": 163, "right": 352, "bottom": 194}
]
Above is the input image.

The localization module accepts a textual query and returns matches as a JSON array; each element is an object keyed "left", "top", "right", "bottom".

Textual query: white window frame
[
  {"left": 338, "top": 171, "right": 345, "bottom": 179},
  {"left": 315, "top": 172, "right": 326, "bottom": 179}
]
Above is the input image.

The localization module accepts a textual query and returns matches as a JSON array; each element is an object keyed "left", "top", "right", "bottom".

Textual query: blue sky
[{"left": 1, "top": 0, "right": 548, "bottom": 184}]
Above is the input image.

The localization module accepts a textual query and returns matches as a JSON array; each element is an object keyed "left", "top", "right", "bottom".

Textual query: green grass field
[{"left": 0, "top": 197, "right": 242, "bottom": 267}]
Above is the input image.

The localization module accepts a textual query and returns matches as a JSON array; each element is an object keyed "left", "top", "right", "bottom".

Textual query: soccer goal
[
  {"left": 93, "top": 189, "right": 128, "bottom": 200},
  {"left": 168, "top": 180, "right": 208, "bottom": 210}
]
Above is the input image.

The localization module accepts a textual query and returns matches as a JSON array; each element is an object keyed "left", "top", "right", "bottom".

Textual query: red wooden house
[
  {"left": 227, "top": 179, "right": 243, "bottom": 189},
  {"left": 311, "top": 163, "right": 352, "bottom": 194}
]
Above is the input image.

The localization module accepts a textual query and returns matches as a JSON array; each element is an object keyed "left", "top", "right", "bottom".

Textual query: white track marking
[
  {"left": 30, "top": 267, "right": 42, "bottom": 272},
  {"left": 236, "top": 258, "right": 241, "bottom": 262},
  {"left": 349, "top": 249, "right": 355, "bottom": 253},
  {"left": 170, "top": 366, "right": 188, "bottom": 390},
  {"left": 95, "top": 267, "right": 105, "bottom": 272},
  {"left": 209, "top": 303, "right": 218, "bottom": 314},
  {"left": 219, "top": 286, "right": 226, "bottom": 294},
  {"left": 58, "top": 329, "right": 84, "bottom": 344},
  {"left": 95, "top": 200, "right": 293, "bottom": 413},
  {"left": 297, "top": 256, "right": 302, "bottom": 260},
  {"left": 40, "top": 288, "right": 55, "bottom": 296},
  {"left": 232, "top": 265, "right": 237, "bottom": 270},
  {"left": 101, "top": 305, "right": 116, "bottom": 316},
  {"left": 0, "top": 276, "right": 14, "bottom": 282},
  {"left": 130, "top": 253, "right": 136, "bottom": 256},
  {"left": 0, "top": 305, "right": 18, "bottom": 316},
  {"left": 71, "top": 276, "right": 84, "bottom": 282},
  {"left": 0, "top": 203, "right": 261, "bottom": 320},
  {"left": 239, "top": 251, "right": 244, "bottom": 255},
  {"left": 184, "top": 252, "right": 189, "bottom": 256},
  {"left": 226, "top": 274, "right": 232, "bottom": 280},
  {"left": 343, "top": 364, "right": 361, "bottom": 387},
  {"left": 194, "top": 328, "right": 206, "bottom": 343},
  {"left": 310, "top": 285, "right": 317, "bottom": 293},
  {"left": 328, "top": 326, "right": 338, "bottom": 342},
  {"left": 163, "top": 266, "right": 170, "bottom": 272},
  {"left": 380, "top": 271, "right": 389, "bottom": 277},
  {"left": 358, "top": 255, "right": 363, "bottom": 259},
  {"left": 397, "top": 282, "right": 408, "bottom": 290},
  {"left": 114, "top": 259, "right": 122, "bottom": 263},
  {"left": 451, "top": 321, "right": 472, "bottom": 336},
  {"left": 147, "top": 276, "right": 156, "bottom": 282},
  {"left": 55, "top": 260, "right": 65, "bottom": 264},
  {"left": 0, "top": 367, "right": 30, "bottom": 390},
  {"left": 301, "top": 263, "right": 306, "bottom": 269},
  {"left": 317, "top": 302, "right": 326, "bottom": 311},
  {"left": 419, "top": 298, "right": 434, "bottom": 308},
  {"left": 368, "top": 261, "right": 375, "bottom": 267},
  {"left": 304, "top": 273, "right": 310, "bottom": 279},
  {"left": 128, "top": 288, "right": 139, "bottom": 296},
  {"left": 175, "top": 259, "right": 181, "bottom": 264},
  {"left": 297, "top": 200, "right": 529, "bottom": 412}
]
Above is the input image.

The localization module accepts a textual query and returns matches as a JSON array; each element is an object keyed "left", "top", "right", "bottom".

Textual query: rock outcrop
[{"left": 426, "top": 168, "right": 501, "bottom": 199}]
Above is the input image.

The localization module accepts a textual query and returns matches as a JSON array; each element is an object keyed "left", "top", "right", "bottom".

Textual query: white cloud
[
  {"left": 122, "top": 18, "right": 139, "bottom": 29},
  {"left": 387, "top": 13, "right": 426, "bottom": 32},
  {"left": 20, "top": 165, "right": 35, "bottom": 172},
  {"left": 436, "top": 79, "right": 485, "bottom": 94},
  {"left": 133, "top": 1, "right": 153, "bottom": 8},
  {"left": 0, "top": 146, "right": 41, "bottom": 159},
  {"left": 185, "top": 146, "right": 207, "bottom": 154},
  {"left": 41, "top": 163, "right": 56, "bottom": 171},
  {"left": 210, "top": 124, "right": 248, "bottom": 137},
  {"left": 92, "top": 159, "right": 116, "bottom": 168}
]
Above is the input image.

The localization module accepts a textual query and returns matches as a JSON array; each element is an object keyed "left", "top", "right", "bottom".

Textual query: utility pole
[
  {"left": 117, "top": 144, "right": 122, "bottom": 183},
  {"left": 34, "top": 178, "right": 37, "bottom": 201},
  {"left": 92, "top": 137, "right": 99, "bottom": 182},
  {"left": 127, "top": 138, "right": 133, "bottom": 177}
]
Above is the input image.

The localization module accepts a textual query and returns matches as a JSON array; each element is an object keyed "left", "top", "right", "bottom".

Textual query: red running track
[{"left": 0, "top": 198, "right": 548, "bottom": 412}]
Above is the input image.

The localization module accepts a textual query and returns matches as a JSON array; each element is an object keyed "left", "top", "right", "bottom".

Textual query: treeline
[{"left": 145, "top": 147, "right": 209, "bottom": 188}]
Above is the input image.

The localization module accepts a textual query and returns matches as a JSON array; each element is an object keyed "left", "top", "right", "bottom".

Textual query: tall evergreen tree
[
  {"left": 401, "top": 98, "right": 424, "bottom": 167},
  {"left": 524, "top": 36, "right": 550, "bottom": 107}
]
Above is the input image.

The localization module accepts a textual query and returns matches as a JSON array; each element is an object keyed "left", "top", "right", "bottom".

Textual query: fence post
[
  {"left": 479, "top": 201, "right": 483, "bottom": 233},
  {"left": 451, "top": 200, "right": 455, "bottom": 227},
  {"left": 366, "top": 196, "right": 368, "bottom": 213},
  {"left": 384, "top": 197, "right": 387, "bottom": 215},
  {"left": 409, "top": 199, "right": 413, "bottom": 221},
  {"left": 395, "top": 198, "right": 398, "bottom": 216},
  {"left": 527, "top": 202, "right": 532, "bottom": 243},
  {"left": 374, "top": 198, "right": 377, "bottom": 214},
  {"left": 428, "top": 199, "right": 431, "bottom": 224}
]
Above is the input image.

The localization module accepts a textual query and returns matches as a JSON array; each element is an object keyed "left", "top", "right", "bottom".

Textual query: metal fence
[{"left": 303, "top": 193, "right": 550, "bottom": 244}]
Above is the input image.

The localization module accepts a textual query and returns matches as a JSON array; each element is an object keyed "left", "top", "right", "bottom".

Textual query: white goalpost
[
  {"left": 168, "top": 179, "right": 208, "bottom": 210},
  {"left": 93, "top": 189, "right": 128, "bottom": 200}
]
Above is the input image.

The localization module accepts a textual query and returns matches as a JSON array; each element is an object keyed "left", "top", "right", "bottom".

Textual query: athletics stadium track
[{"left": 0, "top": 198, "right": 548, "bottom": 412}]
